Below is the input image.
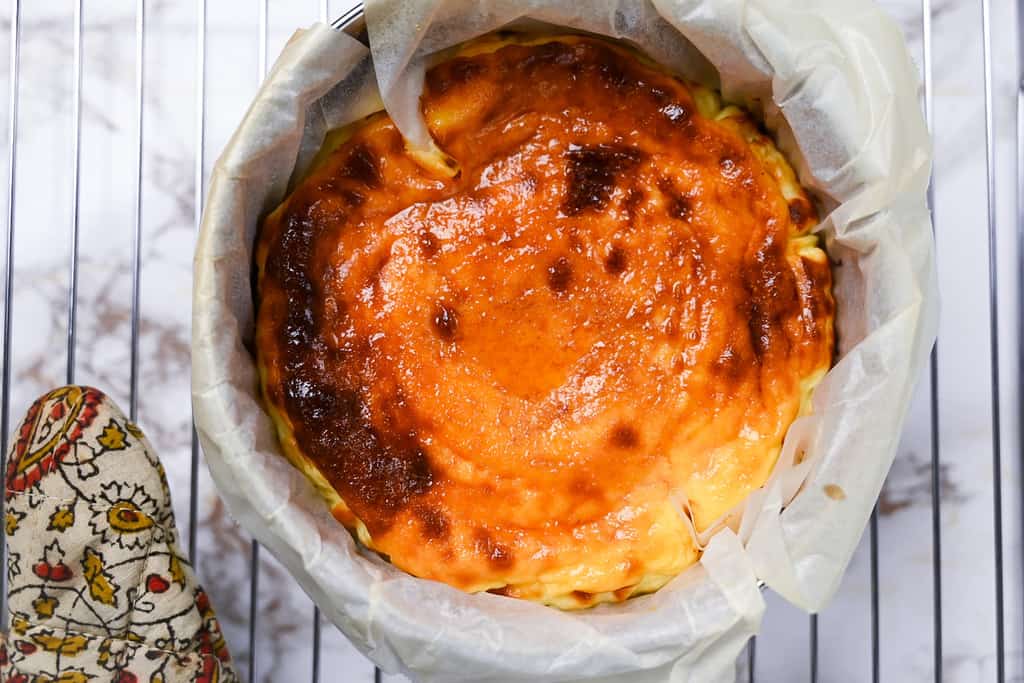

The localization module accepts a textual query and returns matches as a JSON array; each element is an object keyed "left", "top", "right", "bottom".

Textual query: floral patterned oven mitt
[{"left": 1, "top": 386, "right": 237, "bottom": 683}]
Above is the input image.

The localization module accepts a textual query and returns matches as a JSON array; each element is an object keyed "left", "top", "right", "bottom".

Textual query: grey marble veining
[{"left": 0, "top": 1, "right": 1020, "bottom": 681}]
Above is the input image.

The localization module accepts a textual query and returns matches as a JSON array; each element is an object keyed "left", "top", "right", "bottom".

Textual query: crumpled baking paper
[{"left": 192, "top": 1, "right": 936, "bottom": 680}]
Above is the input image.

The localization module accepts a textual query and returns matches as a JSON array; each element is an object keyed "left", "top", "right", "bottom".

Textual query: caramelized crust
[{"left": 255, "top": 36, "right": 834, "bottom": 608}]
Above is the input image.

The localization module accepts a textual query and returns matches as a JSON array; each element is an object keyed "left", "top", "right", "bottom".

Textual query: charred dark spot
[
  {"left": 658, "top": 179, "right": 693, "bottom": 221},
  {"left": 262, "top": 160, "right": 445, "bottom": 534},
  {"left": 281, "top": 377, "right": 436, "bottom": 532},
  {"left": 341, "top": 144, "right": 381, "bottom": 188},
  {"left": 746, "top": 304, "right": 771, "bottom": 361},
  {"left": 597, "top": 58, "right": 633, "bottom": 91},
  {"left": 806, "top": 258, "right": 835, "bottom": 318},
  {"left": 789, "top": 199, "right": 812, "bottom": 225},
  {"left": 569, "top": 475, "right": 600, "bottom": 499},
  {"left": 419, "top": 230, "right": 439, "bottom": 258},
  {"left": 798, "top": 256, "right": 835, "bottom": 345},
  {"left": 520, "top": 40, "right": 580, "bottom": 71},
  {"left": 524, "top": 39, "right": 589, "bottom": 70},
  {"left": 432, "top": 302, "right": 460, "bottom": 341},
  {"left": 604, "top": 245, "right": 627, "bottom": 274},
  {"left": 610, "top": 423, "right": 639, "bottom": 449},
  {"left": 488, "top": 585, "right": 515, "bottom": 597},
  {"left": 713, "top": 344, "right": 745, "bottom": 380},
  {"left": 263, "top": 211, "right": 321, "bottom": 364},
  {"left": 474, "top": 529, "right": 514, "bottom": 569},
  {"left": 426, "top": 58, "right": 484, "bottom": 95},
  {"left": 377, "top": 387, "right": 406, "bottom": 429},
  {"left": 339, "top": 188, "right": 366, "bottom": 207},
  {"left": 416, "top": 506, "right": 450, "bottom": 540},
  {"left": 547, "top": 256, "right": 573, "bottom": 293},
  {"left": 404, "top": 449, "right": 434, "bottom": 495},
  {"left": 564, "top": 144, "right": 643, "bottom": 216},
  {"left": 670, "top": 195, "right": 692, "bottom": 220},
  {"left": 572, "top": 591, "right": 594, "bottom": 603},
  {"left": 740, "top": 232, "right": 798, "bottom": 362}
]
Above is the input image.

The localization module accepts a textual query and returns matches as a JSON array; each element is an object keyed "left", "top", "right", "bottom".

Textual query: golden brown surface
[{"left": 254, "top": 35, "right": 834, "bottom": 608}]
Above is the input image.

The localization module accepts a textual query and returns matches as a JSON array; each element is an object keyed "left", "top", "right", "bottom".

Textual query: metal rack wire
[
  {"left": 979, "top": 1, "right": 1006, "bottom": 679},
  {"left": 0, "top": 1, "right": 1019, "bottom": 682},
  {"left": 922, "top": 0, "right": 943, "bottom": 679}
]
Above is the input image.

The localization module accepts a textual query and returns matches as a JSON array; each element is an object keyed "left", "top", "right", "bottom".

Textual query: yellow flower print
[
  {"left": 31, "top": 631, "right": 90, "bottom": 655},
  {"left": 97, "top": 419, "right": 129, "bottom": 451},
  {"left": 90, "top": 482, "right": 161, "bottom": 551},
  {"left": 47, "top": 505, "right": 75, "bottom": 532},
  {"left": 32, "top": 593, "right": 57, "bottom": 619},
  {"left": 6, "top": 509, "right": 25, "bottom": 535},
  {"left": 169, "top": 552, "right": 186, "bottom": 588},
  {"left": 81, "top": 547, "right": 118, "bottom": 606},
  {"left": 11, "top": 613, "right": 29, "bottom": 635},
  {"left": 125, "top": 421, "right": 145, "bottom": 439},
  {"left": 106, "top": 502, "right": 154, "bottom": 534}
]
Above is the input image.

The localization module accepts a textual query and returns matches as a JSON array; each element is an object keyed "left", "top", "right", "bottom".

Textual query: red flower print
[
  {"left": 6, "top": 399, "right": 42, "bottom": 490},
  {"left": 146, "top": 574, "right": 170, "bottom": 594},
  {"left": 196, "top": 590, "right": 211, "bottom": 614},
  {"left": 198, "top": 629, "right": 212, "bottom": 655},
  {"left": 33, "top": 540, "right": 73, "bottom": 582},
  {"left": 32, "top": 561, "right": 73, "bottom": 581},
  {"left": 115, "top": 671, "right": 138, "bottom": 683},
  {"left": 196, "top": 655, "right": 218, "bottom": 683}
]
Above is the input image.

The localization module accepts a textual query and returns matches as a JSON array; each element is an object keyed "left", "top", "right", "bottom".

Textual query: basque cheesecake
[{"left": 254, "top": 34, "right": 835, "bottom": 609}]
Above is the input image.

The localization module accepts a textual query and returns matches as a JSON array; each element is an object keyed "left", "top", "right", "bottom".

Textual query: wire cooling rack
[{"left": 0, "top": 1, "right": 1021, "bottom": 681}]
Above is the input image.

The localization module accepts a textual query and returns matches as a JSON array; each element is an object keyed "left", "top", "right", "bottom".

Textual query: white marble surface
[{"left": 0, "top": 1, "right": 1020, "bottom": 681}]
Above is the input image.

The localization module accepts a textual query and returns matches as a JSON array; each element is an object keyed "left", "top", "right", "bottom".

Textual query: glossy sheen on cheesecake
[{"left": 254, "top": 35, "right": 835, "bottom": 609}]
